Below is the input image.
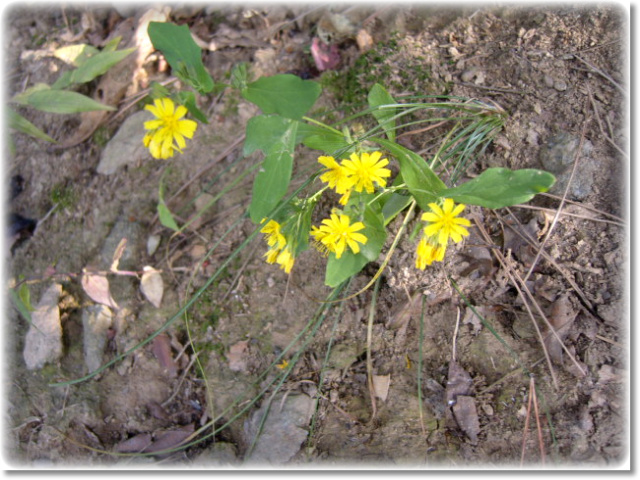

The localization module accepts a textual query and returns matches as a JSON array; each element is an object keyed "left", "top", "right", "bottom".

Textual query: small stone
[
  {"left": 543, "top": 74, "right": 555, "bottom": 88},
  {"left": 97, "top": 111, "right": 153, "bottom": 175},
  {"left": 147, "top": 235, "right": 161, "bottom": 256},
  {"left": 554, "top": 79, "right": 568, "bottom": 91},
  {"left": 23, "top": 283, "right": 63, "bottom": 370},
  {"left": 82, "top": 304, "right": 113, "bottom": 373}
]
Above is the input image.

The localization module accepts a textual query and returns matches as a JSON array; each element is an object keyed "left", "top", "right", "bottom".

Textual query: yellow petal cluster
[
  {"left": 261, "top": 219, "right": 295, "bottom": 273},
  {"left": 143, "top": 98, "right": 197, "bottom": 160},
  {"left": 415, "top": 198, "right": 471, "bottom": 270},
  {"left": 311, "top": 212, "right": 368, "bottom": 259},
  {"left": 317, "top": 151, "right": 391, "bottom": 205}
]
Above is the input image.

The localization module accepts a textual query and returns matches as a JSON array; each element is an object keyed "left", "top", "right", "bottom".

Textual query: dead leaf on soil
[
  {"left": 140, "top": 266, "right": 164, "bottom": 308},
  {"left": 452, "top": 395, "right": 481, "bottom": 445},
  {"left": 372, "top": 374, "right": 391, "bottom": 402},
  {"left": 113, "top": 424, "right": 194, "bottom": 457},
  {"left": 81, "top": 270, "right": 119, "bottom": 309},
  {"left": 446, "top": 360, "right": 481, "bottom": 444},
  {"left": 23, "top": 283, "right": 63, "bottom": 370},
  {"left": 445, "top": 360, "right": 473, "bottom": 404},
  {"left": 110, "top": 237, "right": 127, "bottom": 273},
  {"left": 152, "top": 333, "right": 178, "bottom": 378},
  {"left": 114, "top": 433, "right": 153, "bottom": 453},
  {"left": 144, "top": 424, "right": 194, "bottom": 456},
  {"left": 544, "top": 294, "right": 578, "bottom": 365},
  {"left": 462, "top": 306, "right": 486, "bottom": 335}
]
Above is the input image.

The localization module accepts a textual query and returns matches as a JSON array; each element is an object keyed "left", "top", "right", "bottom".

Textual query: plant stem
[{"left": 302, "top": 115, "right": 344, "bottom": 136}]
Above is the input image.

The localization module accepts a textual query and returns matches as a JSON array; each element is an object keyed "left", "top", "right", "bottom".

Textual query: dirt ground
[{"left": 4, "top": 4, "right": 629, "bottom": 470}]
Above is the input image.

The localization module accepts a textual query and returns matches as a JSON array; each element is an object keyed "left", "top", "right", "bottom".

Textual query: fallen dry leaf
[
  {"left": 445, "top": 360, "right": 481, "bottom": 444},
  {"left": 452, "top": 395, "right": 481, "bottom": 445},
  {"left": 110, "top": 238, "right": 128, "bottom": 273},
  {"left": 544, "top": 294, "right": 578, "bottom": 364},
  {"left": 445, "top": 360, "right": 473, "bottom": 404},
  {"left": 371, "top": 374, "right": 391, "bottom": 402},
  {"left": 81, "top": 270, "right": 119, "bottom": 309},
  {"left": 152, "top": 333, "right": 178, "bottom": 378},
  {"left": 140, "top": 266, "right": 164, "bottom": 308}
]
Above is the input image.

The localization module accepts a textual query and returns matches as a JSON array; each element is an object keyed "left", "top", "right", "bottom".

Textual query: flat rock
[
  {"left": 97, "top": 110, "right": 153, "bottom": 175},
  {"left": 243, "top": 394, "right": 315, "bottom": 465},
  {"left": 23, "top": 283, "right": 63, "bottom": 370},
  {"left": 82, "top": 304, "right": 113, "bottom": 373}
]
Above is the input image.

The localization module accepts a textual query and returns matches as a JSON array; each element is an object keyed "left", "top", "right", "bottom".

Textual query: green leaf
[
  {"left": 440, "top": 168, "right": 556, "bottom": 208},
  {"left": 53, "top": 43, "right": 99, "bottom": 66},
  {"left": 325, "top": 196, "right": 386, "bottom": 287},
  {"left": 7, "top": 109, "right": 56, "bottom": 143},
  {"left": 9, "top": 287, "right": 33, "bottom": 325},
  {"left": 373, "top": 137, "right": 446, "bottom": 211},
  {"left": 245, "top": 115, "right": 299, "bottom": 222},
  {"left": 368, "top": 83, "right": 396, "bottom": 142},
  {"left": 102, "top": 36, "right": 122, "bottom": 52},
  {"left": 148, "top": 22, "right": 214, "bottom": 94},
  {"left": 297, "top": 123, "right": 350, "bottom": 154},
  {"left": 158, "top": 202, "right": 180, "bottom": 231},
  {"left": 230, "top": 62, "right": 248, "bottom": 90},
  {"left": 242, "top": 74, "right": 321, "bottom": 120},
  {"left": 13, "top": 87, "right": 116, "bottom": 113},
  {"left": 157, "top": 169, "right": 180, "bottom": 231},
  {"left": 176, "top": 91, "right": 208, "bottom": 124},
  {"left": 51, "top": 48, "right": 134, "bottom": 89}
]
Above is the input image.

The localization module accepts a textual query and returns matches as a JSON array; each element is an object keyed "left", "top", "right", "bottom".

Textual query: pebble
[
  {"left": 554, "top": 79, "right": 568, "bottom": 91},
  {"left": 538, "top": 132, "right": 597, "bottom": 200},
  {"left": 97, "top": 111, "right": 152, "bottom": 175},
  {"left": 23, "top": 283, "right": 63, "bottom": 370},
  {"left": 82, "top": 304, "right": 113, "bottom": 373}
]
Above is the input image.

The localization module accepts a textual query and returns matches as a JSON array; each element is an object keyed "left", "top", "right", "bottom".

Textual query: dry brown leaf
[
  {"left": 445, "top": 360, "right": 473, "bottom": 405},
  {"left": 81, "top": 270, "right": 119, "bottom": 309},
  {"left": 140, "top": 266, "right": 164, "bottom": 308},
  {"left": 372, "top": 374, "right": 391, "bottom": 402},
  {"left": 544, "top": 294, "right": 578, "bottom": 364},
  {"left": 152, "top": 333, "right": 177, "bottom": 378},
  {"left": 452, "top": 395, "right": 481, "bottom": 445},
  {"left": 110, "top": 238, "right": 127, "bottom": 272}
]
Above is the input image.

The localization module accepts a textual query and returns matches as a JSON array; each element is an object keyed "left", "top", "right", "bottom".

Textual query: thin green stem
[{"left": 302, "top": 115, "right": 345, "bottom": 136}]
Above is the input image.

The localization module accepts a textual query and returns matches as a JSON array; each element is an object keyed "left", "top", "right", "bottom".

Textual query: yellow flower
[
  {"left": 260, "top": 219, "right": 286, "bottom": 250},
  {"left": 318, "top": 156, "right": 355, "bottom": 194},
  {"left": 261, "top": 219, "right": 295, "bottom": 274},
  {"left": 312, "top": 212, "right": 367, "bottom": 259},
  {"left": 275, "top": 247, "right": 295, "bottom": 274},
  {"left": 143, "top": 98, "right": 197, "bottom": 159},
  {"left": 415, "top": 236, "right": 447, "bottom": 270},
  {"left": 421, "top": 198, "right": 471, "bottom": 246},
  {"left": 341, "top": 151, "right": 391, "bottom": 193},
  {"left": 276, "top": 359, "right": 289, "bottom": 370}
]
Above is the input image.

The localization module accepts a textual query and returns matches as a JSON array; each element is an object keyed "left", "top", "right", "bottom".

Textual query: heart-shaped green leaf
[
  {"left": 148, "top": 22, "right": 214, "bottom": 94},
  {"left": 242, "top": 74, "right": 321, "bottom": 120},
  {"left": 245, "top": 115, "right": 299, "bottom": 222},
  {"left": 440, "top": 168, "right": 556, "bottom": 208}
]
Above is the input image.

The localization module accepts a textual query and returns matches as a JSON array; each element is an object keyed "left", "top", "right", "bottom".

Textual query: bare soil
[{"left": 4, "top": 4, "right": 628, "bottom": 469}]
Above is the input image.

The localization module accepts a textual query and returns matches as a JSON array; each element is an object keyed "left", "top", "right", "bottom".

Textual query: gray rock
[
  {"left": 97, "top": 111, "right": 153, "bottom": 175},
  {"left": 23, "top": 283, "right": 63, "bottom": 370},
  {"left": 539, "top": 132, "right": 597, "bottom": 200},
  {"left": 82, "top": 304, "right": 113, "bottom": 373},
  {"left": 243, "top": 394, "right": 315, "bottom": 465}
]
